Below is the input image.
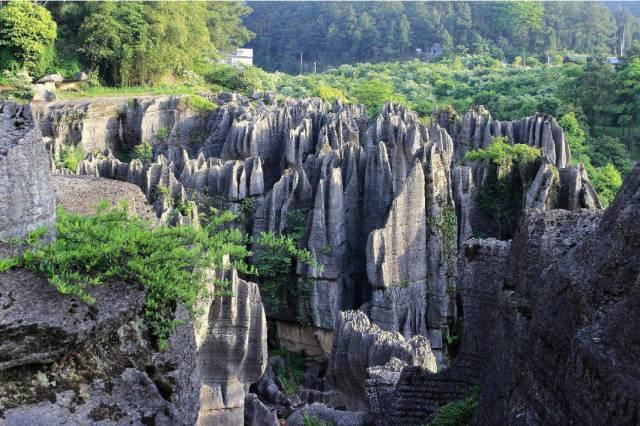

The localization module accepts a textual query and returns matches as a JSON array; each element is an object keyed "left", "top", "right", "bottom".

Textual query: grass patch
[
  {"left": 178, "top": 94, "right": 218, "bottom": 115},
  {"left": 56, "top": 84, "right": 202, "bottom": 100}
]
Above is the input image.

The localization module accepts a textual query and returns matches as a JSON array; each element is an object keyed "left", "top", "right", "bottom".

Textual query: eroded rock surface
[
  {"left": 329, "top": 310, "right": 436, "bottom": 409},
  {"left": 0, "top": 102, "right": 56, "bottom": 258}
]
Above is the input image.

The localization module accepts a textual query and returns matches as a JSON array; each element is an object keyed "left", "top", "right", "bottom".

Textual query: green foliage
[
  {"left": 155, "top": 127, "right": 169, "bottom": 141},
  {"left": 587, "top": 135, "right": 633, "bottom": 174},
  {"left": 427, "top": 207, "right": 458, "bottom": 277},
  {"left": 133, "top": 141, "right": 153, "bottom": 166},
  {"left": 251, "top": 216, "right": 318, "bottom": 314},
  {"left": 0, "top": 1, "right": 57, "bottom": 75},
  {"left": 1, "top": 68, "right": 34, "bottom": 100},
  {"left": 314, "top": 85, "right": 348, "bottom": 103},
  {"left": 463, "top": 137, "right": 541, "bottom": 168},
  {"left": 588, "top": 163, "right": 623, "bottom": 207},
  {"left": 271, "top": 348, "right": 307, "bottom": 397},
  {"left": 1, "top": 202, "right": 252, "bottom": 348},
  {"left": 429, "top": 386, "right": 480, "bottom": 426},
  {"left": 204, "top": 63, "right": 275, "bottom": 94},
  {"left": 60, "top": 145, "right": 87, "bottom": 173},
  {"left": 179, "top": 94, "right": 218, "bottom": 116},
  {"left": 302, "top": 412, "right": 332, "bottom": 426},
  {"left": 58, "top": 2, "right": 253, "bottom": 86},
  {"left": 463, "top": 138, "right": 541, "bottom": 237},
  {"left": 349, "top": 79, "right": 396, "bottom": 116}
]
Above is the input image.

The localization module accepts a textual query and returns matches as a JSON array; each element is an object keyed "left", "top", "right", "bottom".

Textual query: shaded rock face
[
  {"left": 0, "top": 103, "right": 56, "bottom": 258},
  {"left": 286, "top": 402, "right": 370, "bottom": 426},
  {"left": 329, "top": 310, "right": 436, "bottom": 410},
  {"left": 365, "top": 238, "right": 510, "bottom": 425},
  {"left": 474, "top": 165, "right": 640, "bottom": 425}
]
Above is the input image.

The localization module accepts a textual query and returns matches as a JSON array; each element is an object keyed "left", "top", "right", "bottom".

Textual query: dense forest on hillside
[
  {"left": 245, "top": 1, "right": 638, "bottom": 72},
  {"left": 0, "top": 1, "right": 638, "bottom": 206}
]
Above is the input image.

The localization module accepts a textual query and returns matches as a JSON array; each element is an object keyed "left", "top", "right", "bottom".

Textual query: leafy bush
[
  {"left": 429, "top": 386, "right": 480, "bottom": 426},
  {"left": 0, "top": 1, "right": 57, "bottom": 74},
  {"left": 588, "top": 163, "right": 623, "bottom": 208},
  {"left": 60, "top": 145, "right": 87, "bottom": 172},
  {"left": 271, "top": 348, "right": 307, "bottom": 397},
  {"left": 314, "top": 84, "right": 348, "bottom": 103},
  {"left": 2, "top": 69, "right": 34, "bottom": 100},
  {"left": 155, "top": 127, "right": 169, "bottom": 141},
  {"left": 302, "top": 412, "right": 332, "bottom": 426},
  {"left": 463, "top": 138, "right": 541, "bottom": 237},
  {"left": 462, "top": 137, "right": 541, "bottom": 168},
  {"left": 133, "top": 141, "right": 153, "bottom": 166},
  {"left": 179, "top": 94, "right": 217, "bottom": 115},
  {"left": 204, "top": 63, "right": 276, "bottom": 94}
]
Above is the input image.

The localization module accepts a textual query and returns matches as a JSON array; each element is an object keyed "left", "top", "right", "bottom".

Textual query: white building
[{"left": 223, "top": 48, "right": 253, "bottom": 67}]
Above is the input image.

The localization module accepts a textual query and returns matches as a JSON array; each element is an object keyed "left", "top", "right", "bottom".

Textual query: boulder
[{"left": 36, "top": 74, "right": 63, "bottom": 84}]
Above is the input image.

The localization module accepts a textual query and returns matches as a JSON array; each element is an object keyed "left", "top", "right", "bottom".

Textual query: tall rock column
[
  {"left": 195, "top": 270, "right": 268, "bottom": 426},
  {"left": 0, "top": 102, "right": 56, "bottom": 257}
]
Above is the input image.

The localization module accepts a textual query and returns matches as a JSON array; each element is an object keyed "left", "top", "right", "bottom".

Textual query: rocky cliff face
[
  {"left": 0, "top": 104, "right": 269, "bottom": 425},
  {"left": 6, "top": 93, "right": 628, "bottom": 424},
  {"left": 0, "top": 102, "right": 56, "bottom": 258},
  {"left": 473, "top": 164, "right": 640, "bottom": 425}
]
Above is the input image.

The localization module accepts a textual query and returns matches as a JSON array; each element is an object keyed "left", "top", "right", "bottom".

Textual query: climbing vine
[{"left": 427, "top": 206, "right": 458, "bottom": 277}]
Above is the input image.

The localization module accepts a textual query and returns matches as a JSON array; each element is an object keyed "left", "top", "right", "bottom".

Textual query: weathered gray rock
[
  {"left": 36, "top": 74, "right": 63, "bottom": 84},
  {"left": 0, "top": 102, "right": 56, "bottom": 258},
  {"left": 329, "top": 311, "right": 436, "bottom": 409},
  {"left": 0, "top": 270, "right": 146, "bottom": 370},
  {"left": 2, "top": 369, "right": 183, "bottom": 426},
  {"left": 244, "top": 393, "right": 279, "bottom": 426},
  {"left": 195, "top": 270, "right": 268, "bottom": 426},
  {"left": 473, "top": 165, "right": 640, "bottom": 424},
  {"left": 286, "top": 403, "right": 370, "bottom": 426},
  {"left": 365, "top": 238, "right": 511, "bottom": 425},
  {"left": 524, "top": 160, "right": 559, "bottom": 210}
]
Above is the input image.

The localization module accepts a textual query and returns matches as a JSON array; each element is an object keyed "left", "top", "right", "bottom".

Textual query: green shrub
[
  {"left": 462, "top": 137, "right": 540, "bottom": 168},
  {"left": 2, "top": 69, "right": 34, "bottom": 100},
  {"left": 429, "top": 386, "right": 480, "bottom": 426},
  {"left": 179, "top": 94, "right": 217, "bottom": 115},
  {"left": 271, "top": 348, "right": 307, "bottom": 397},
  {"left": 314, "top": 85, "right": 348, "bottom": 103},
  {"left": 155, "top": 127, "right": 169, "bottom": 141},
  {"left": 463, "top": 138, "right": 541, "bottom": 236},
  {"left": 60, "top": 145, "right": 87, "bottom": 172},
  {"left": 133, "top": 141, "right": 153, "bottom": 166},
  {"left": 302, "top": 412, "right": 332, "bottom": 426}
]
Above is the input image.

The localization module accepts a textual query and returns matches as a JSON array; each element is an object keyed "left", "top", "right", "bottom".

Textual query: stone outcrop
[
  {"left": 365, "top": 238, "right": 511, "bottom": 424},
  {"left": 0, "top": 102, "right": 56, "bottom": 258},
  {"left": 329, "top": 311, "right": 436, "bottom": 409},
  {"left": 195, "top": 270, "right": 268, "bottom": 426},
  {"left": 35, "top": 95, "right": 207, "bottom": 166},
  {"left": 473, "top": 164, "right": 640, "bottom": 424},
  {"left": 286, "top": 403, "right": 370, "bottom": 426},
  {"left": 451, "top": 106, "right": 570, "bottom": 169}
]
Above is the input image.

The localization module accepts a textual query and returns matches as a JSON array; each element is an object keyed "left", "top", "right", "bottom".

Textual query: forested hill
[{"left": 244, "top": 1, "right": 637, "bottom": 73}]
